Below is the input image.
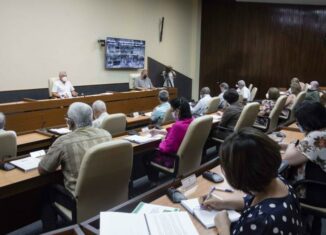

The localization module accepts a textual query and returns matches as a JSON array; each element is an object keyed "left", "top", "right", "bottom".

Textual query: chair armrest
[
  {"left": 293, "top": 179, "right": 326, "bottom": 189},
  {"left": 215, "top": 126, "right": 234, "bottom": 132},
  {"left": 154, "top": 148, "right": 178, "bottom": 159}
]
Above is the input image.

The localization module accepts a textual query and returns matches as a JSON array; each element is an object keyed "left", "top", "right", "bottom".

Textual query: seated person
[
  {"left": 92, "top": 100, "right": 109, "bottom": 128},
  {"left": 305, "top": 81, "right": 320, "bottom": 102},
  {"left": 162, "top": 66, "right": 176, "bottom": 88},
  {"left": 288, "top": 77, "right": 306, "bottom": 93},
  {"left": 256, "top": 87, "right": 280, "bottom": 126},
  {"left": 191, "top": 87, "right": 212, "bottom": 116},
  {"left": 145, "top": 97, "right": 193, "bottom": 180},
  {"left": 51, "top": 71, "right": 78, "bottom": 98},
  {"left": 236, "top": 80, "right": 251, "bottom": 101},
  {"left": 282, "top": 101, "right": 326, "bottom": 185},
  {"left": 39, "top": 102, "right": 112, "bottom": 193},
  {"left": 282, "top": 82, "right": 301, "bottom": 117},
  {"left": 151, "top": 90, "right": 171, "bottom": 125},
  {"left": 217, "top": 82, "right": 229, "bottom": 109},
  {"left": 0, "top": 112, "right": 16, "bottom": 135},
  {"left": 203, "top": 128, "right": 303, "bottom": 235},
  {"left": 134, "top": 69, "right": 154, "bottom": 90},
  {"left": 213, "top": 89, "right": 243, "bottom": 140}
]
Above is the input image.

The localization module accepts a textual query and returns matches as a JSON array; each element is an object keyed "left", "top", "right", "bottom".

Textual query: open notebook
[
  {"left": 100, "top": 212, "right": 199, "bottom": 235},
  {"left": 123, "top": 134, "right": 163, "bottom": 144},
  {"left": 181, "top": 198, "right": 241, "bottom": 229}
]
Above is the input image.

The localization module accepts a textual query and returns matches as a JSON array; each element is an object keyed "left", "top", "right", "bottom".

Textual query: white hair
[
  {"left": 238, "top": 80, "right": 246, "bottom": 87},
  {"left": 92, "top": 100, "right": 107, "bottom": 113},
  {"left": 67, "top": 102, "right": 93, "bottom": 128},
  {"left": 0, "top": 112, "right": 5, "bottom": 129},
  {"left": 310, "top": 81, "right": 319, "bottom": 90},
  {"left": 158, "top": 90, "right": 169, "bottom": 102}
]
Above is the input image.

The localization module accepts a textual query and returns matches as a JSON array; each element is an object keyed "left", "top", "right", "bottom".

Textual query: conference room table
[{"left": 0, "top": 88, "right": 177, "bottom": 134}]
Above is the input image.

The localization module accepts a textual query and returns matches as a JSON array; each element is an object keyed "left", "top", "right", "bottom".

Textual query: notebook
[
  {"left": 181, "top": 198, "right": 241, "bottom": 229},
  {"left": 123, "top": 134, "right": 162, "bottom": 144},
  {"left": 48, "top": 128, "right": 71, "bottom": 135},
  {"left": 100, "top": 211, "right": 199, "bottom": 235}
]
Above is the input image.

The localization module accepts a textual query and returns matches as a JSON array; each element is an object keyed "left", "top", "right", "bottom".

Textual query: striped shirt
[{"left": 39, "top": 127, "right": 112, "bottom": 194}]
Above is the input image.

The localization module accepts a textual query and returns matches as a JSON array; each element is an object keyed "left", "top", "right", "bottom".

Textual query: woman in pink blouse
[{"left": 145, "top": 97, "right": 194, "bottom": 181}]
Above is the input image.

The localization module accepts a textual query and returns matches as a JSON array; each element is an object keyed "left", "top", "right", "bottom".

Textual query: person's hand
[
  {"left": 216, "top": 111, "right": 223, "bottom": 116},
  {"left": 214, "top": 211, "right": 231, "bottom": 235},
  {"left": 201, "top": 194, "right": 225, "bottom": 210}
]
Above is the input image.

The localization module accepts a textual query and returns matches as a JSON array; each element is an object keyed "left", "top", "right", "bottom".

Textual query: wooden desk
[
  {"left": 80, "top": 164, "right": 241, "bottom": 235},
  {"left": 281, "top": 129, "right": 305, "bottom": 144},
  {"left": 282, "top": 123, "right": 300, "bottom": 132},
  {"left": 1, "top": 88, "right": 177, "bottom": 133},
  {"left": 17, "top": 131, "right": 56, "bottom": 155}
]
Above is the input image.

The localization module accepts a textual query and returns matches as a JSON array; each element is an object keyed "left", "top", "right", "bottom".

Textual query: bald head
[{"left": 67, "top": 102, "right": 93, "bottom": 129}]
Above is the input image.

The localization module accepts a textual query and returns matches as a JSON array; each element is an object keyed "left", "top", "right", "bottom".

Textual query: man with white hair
[
  {"left": 305, "top": 81, "right": 320, "bottom": 102},
  {"left": 191, "top": 87, "right": 212, "bottom": 116},
  {"left": 236, "top": 80, "right": 251, "bottom": 101},
  {"left": 38, "top": 102, "right": 112, "bottom": 193},
  {"left": 92, "top": 100, "right": 109, "bottom": 128},
  {"left": 151, "top": 90, "right": 171, "bottom": 124},
  {"left": 51, "top": 71, "right": 78, "bottom": 98},
  {"left": 0, "top": 112, "right": 6, "bottom": 132}
]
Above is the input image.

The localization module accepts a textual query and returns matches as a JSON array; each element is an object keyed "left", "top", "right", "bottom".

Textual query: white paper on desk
[
  {"left": 145, "top": 112, "right": 152, "bottom": 117},
  {"left": 30, "top": 150, "right": 46, "bottom": 158},
  {"left": 212, "top": 114, "right": 222, "bottom": 122},
  {"left": 49, "top": 128, "right": 71, "bottom": 135},
  {"left": 100, "top": 212, "right": 149, "bottom": 235},
  {"left": 181, "top": 198, "right": 240, "bottom": 229},
  {"left": 10, "top": 156, "right": 43, "bottom": 172},
  {"left": 123, "top": 135, "right": 162, "bottom": 144},
  {"left": 132, "top": 202, "right": 179, "bottom": 214},
  {"left": 145, "top": 212, "right": 199, "bottom": 235}
]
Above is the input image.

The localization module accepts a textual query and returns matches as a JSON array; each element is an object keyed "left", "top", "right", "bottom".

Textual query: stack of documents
[
  {"left": 181, "top": 198, "right": 240, "bottom": 229},
  {"left": 10, "top": 150, "right": 46, "bottom": 172},
  {"left": 100, "top": 211, "right": 199, "bottom": 235},
  {"left": 49, "top": 128, "right": 71, "bottom": 135},
  {"left": 123, "top": 134, "right": 162, "bottom": 144}
]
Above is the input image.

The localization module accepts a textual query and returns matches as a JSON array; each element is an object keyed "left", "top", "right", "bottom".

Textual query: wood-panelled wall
[{"left": 200, "top": 0, "right": 326, "bottom": 98}]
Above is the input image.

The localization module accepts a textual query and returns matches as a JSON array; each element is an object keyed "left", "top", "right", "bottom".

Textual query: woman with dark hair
[
  {"left": 145, "top": 97, "right": 193, "bottom": 180},
  {"left": 283, "top": 101, "right": 326, "bottom": 180},
  {"left": 256, "top": 87, "right": 280, "bottom": 125},
  {"left": 203, "top": 128, "right": 303, "bottom": 235}
]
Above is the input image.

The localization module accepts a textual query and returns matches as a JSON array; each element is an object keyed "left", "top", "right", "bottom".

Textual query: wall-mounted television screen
[{"left": 105, "top": 37, "right": 145, "bottom": 69}]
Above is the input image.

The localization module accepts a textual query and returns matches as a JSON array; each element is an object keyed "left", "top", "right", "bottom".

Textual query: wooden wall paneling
[{"left": 200, "top": 0, "right": 326, "bottom": 98}]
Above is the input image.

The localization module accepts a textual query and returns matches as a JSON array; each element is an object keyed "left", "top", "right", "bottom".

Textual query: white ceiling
[{"left": 236, "top": 0, "right": 326, "bottom": 5}]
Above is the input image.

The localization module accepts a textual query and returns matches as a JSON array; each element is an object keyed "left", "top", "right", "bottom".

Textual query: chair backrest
[
  {"left": 234, "top": 102, "right": 260, "bottom": 131},
  {"left": 0, "top": 131, "right": 17, "bottom": 160},
  {"left": 129, "top": 73, "right": 140, "bottom": 89},
  {"left": 287, "top": 91, "right": 306, "bottom": 124},
  {"left": 161, "top": 108, "right": 175, "bottom": 125},
  {"left": 267, "top": 95, "right": 287, "bottom": 133},
  {"left": 204, "top": 97, "right": 220, "bottom": 114},
  {"left": 177, "top": 116, "right": 213, "bottom": 177},
  {"left": 48, "top": 77, "right": 59, "bottom": 97},
  {"left": 238, "top": 94, "right": 243, "bottom": 104},
  {"left": 100, "top": 113, "right": 126, "bottom": 136},
  {"left": 75, "top": 140, "right": 133, "bottom": 222},
  {"left": 248, "top": 83, "right": 253, "bottom": 91},
  {"left": 249, "top": 87, "right": 258, "bottom": 102}
]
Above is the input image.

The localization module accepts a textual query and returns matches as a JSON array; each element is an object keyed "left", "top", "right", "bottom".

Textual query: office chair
[
  {"left": 0, "top": 131, "right": 17, "bottom": 160},
  {"left": 100, "top": 113, "right": 127, "bottom": 136},
  {"left": 253, "top": 95, "right": 287, "bottom": 133},
  {"left": 280, "top": 91, "right": 306, "bottom": 125},
  {"left": 129, "top": 73, "right": 141, "bottom": 90},
  {"left": 52, "top": 140, "right": 133, "bottom": 223},
  {"left": 48, "top": 77, "right": 59, "bottom": 98},
  {"left": 150, "top": 116, "right": 213, "bottom": 178},
  {"left": 212, "top": 102, "right": 260, "bottom": 143},
  {"left": 248, "top": 84, "right": 253, "bottom": 92},
  {"left": 249, "top": 87, "right": 258, "bottom": 102},
  {"left": 161, "top": 108, "right": 175, "bottom": 125},
  {"left": 204, "top": 97, "right": 220, "bottom": 114}
]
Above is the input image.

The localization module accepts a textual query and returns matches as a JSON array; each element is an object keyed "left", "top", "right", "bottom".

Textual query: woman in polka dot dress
[{"left": 203, "top": 128, "right": 303, "bottom": 235}]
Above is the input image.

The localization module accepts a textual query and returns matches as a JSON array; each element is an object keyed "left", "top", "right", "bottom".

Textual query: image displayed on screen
[{"left": 105, "top": 37, "right": 145, "bottom": 69}]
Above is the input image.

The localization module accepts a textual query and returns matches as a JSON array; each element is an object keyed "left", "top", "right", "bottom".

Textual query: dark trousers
[
  {"left": 143, "top": 151, "right": 160, "bottom": 182},
  {"left": 41, "top": 184, "right": 75, "bottom": 232}
]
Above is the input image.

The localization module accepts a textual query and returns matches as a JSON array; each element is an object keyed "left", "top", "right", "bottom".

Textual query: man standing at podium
[{"left": 52, "top": 71, "right": 78, "bottom": 98}]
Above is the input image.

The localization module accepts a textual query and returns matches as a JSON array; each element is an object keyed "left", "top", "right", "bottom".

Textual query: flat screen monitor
[{"left": 105, "top": 37, "right": 145, "bottom": 69}]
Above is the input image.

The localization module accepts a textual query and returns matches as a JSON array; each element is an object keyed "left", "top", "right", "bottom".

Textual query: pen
[
  {"left": 294, "top": 139, "right": 300, "bottom": 147},
  {"left": 213, "top": 187, "right": 234, "bottom": 193}
]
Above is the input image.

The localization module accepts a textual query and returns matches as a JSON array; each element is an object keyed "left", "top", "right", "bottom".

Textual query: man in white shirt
[
  {"left": 92, "top": 100, "right": 110, "bottom": 128},
  {"left": 191, "top": 87, "right": 212, "bottom": 117},
  {"left": 51, "top": 71, "right": 78, "bottom": 98},
  {"left": 151, "top": 90, "right": 171, "bottom": 124},
  {"left": 236, "top": 80, "right": 251, "bottom": 101},
  {"left": 163, "top": 66, "right": 176, "bottom": 88}
]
